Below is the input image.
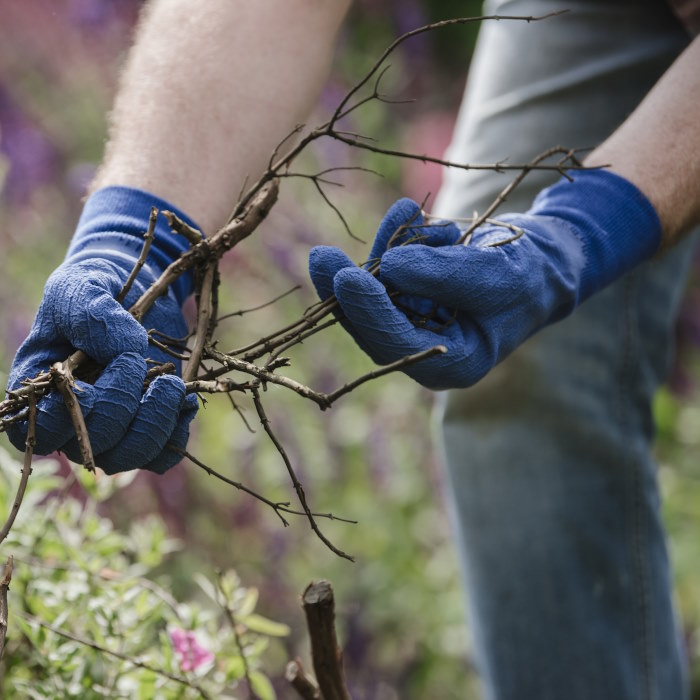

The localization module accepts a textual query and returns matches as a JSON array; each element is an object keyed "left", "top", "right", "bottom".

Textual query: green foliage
[
  {"left": 0, "top": 448, "right": 286, "bottom": 699},
  {"left": 654, "top": 387, "right": 700, "bottom": 694}
]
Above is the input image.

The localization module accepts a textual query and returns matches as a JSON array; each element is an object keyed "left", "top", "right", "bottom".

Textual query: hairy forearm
[
  {"left": 92, "top": 0, "right": 350, "bottom": 233},
  {"left": 586, "top": 35, "right": 700, "bottom": 246}
]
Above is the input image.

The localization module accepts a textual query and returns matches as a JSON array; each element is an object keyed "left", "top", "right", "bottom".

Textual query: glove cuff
[
  {"left": 530, "top": 168, "right": 662, "bottom": 302},
  {"left": 68, "top": 186, "right": 202, "bottom": 305}
]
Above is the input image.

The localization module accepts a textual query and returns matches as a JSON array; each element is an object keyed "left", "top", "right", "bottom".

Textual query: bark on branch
[{"left": 301, "top": 581, "right": 351, "bottom": 700}]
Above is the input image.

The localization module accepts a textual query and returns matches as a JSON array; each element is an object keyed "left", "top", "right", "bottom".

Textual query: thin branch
[
  {"left": 0, "top": 556, "right": 13, "bottom": 659},
  {"left": 286, "top": 658, "right": 321, "bottom": 700},
  {"left": 147, "top": 329, "right": 191, "bottom": 349},
  {"left": 333, "top": 63, "right": 395, "bottom": 123},
  {"left": 207, "top": 266, "right": 221, "bottom": 344},
  {"left": 148, "top": 335, "right": 191, "bottom": 361},
  {"left": 171, "top": 447, "right": 291, "bottom": 524},
  {"left": 175, "top": 447, "right": 356, "bottom": 525},
  {"left": 330, "top": 131, "right": 586, "bottom": 179},
  {"left": 183, "top": 261, "right": 217, "bottom": 383},
  {"left": 143, "top": 362, "right": 177, "bottom": 392},
  {"left": 184, "top": 378, "right": 250, "bottom": 395},
  {"left": 129, "top": 178, "right": 279, "bottom": 323},
  {"left": 328, "top": 11, "right": 568, "bottom": 126},
  {"left": 280, "top": 165, "right": 382, "bottom": 186},
  {"left": 0, "top": 407, "right": 29, "bottom": 432},
  {"left": 226, "top": 297, "right": 339, "bottom": 363},
  {"left": 216, "top": 571, "right": 259, "bottom": 700},
  {"left": 251, "top": 388, "right": 354, "bottom": 561},
  {"left": 50, "top": 363, "right": 96, "bottom": 473},
  {"left": 16, "top": 611, "right": 214, "bottom": 700},
  {"left": 268, "top": 123, "right": 306, "bottom": 170},
  {"left": 266, "top": 319, "right": 338, "bottom": 364},
  {"left": 217, "top": 285, "right": 301, "bottom": 323},
  {"left": 116, "top": 207, "right": 157, "bottom": 304},
  {"left": 312, "top": 178, "right": 365, "bottom": 243},
  {"left": 1, "top": 350, "right": 87, "bottom": 410},
  {"left": 301, "top": 581, "right": 351, "bottom": 700},
  {"left": 321, "top": 345, "right": 447, "bottom": 406},
  {"left": 204, "top": 346, "right": 332, "bottom": 408},
  {"left": 227, "top": 393, "right": 256, "bottom": 434},
  {"left": 0, "top": 389, "right": 36, "bottom": 545},
  {"left": 162, "top": 210, "right": 204, "bottom": 246},
  {"left": 455, "top": 146, "right": 581, "bottom": 244}
]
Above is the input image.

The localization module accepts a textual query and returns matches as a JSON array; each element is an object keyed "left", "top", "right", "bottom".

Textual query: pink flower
[{"left": 169, "top": 627, "right": 215, "bottom": 672}]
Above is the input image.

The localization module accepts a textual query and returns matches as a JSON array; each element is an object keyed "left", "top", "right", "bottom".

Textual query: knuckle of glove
[
  {"left": 46, "top": 260, "right": 148, "bottom": 362},
  {"left": 95, "top": 375, "right": 190, "bottom": 474}
]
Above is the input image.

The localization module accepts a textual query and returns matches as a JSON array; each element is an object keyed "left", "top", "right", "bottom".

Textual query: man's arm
[
  {"left": 7, "top": 1, "right": 352, "bottom": 470},
  {"left": 587, "top": 35, "right": 700, "bottom": 245},
  {"left": 92, "top": 0, "right": 351, "bottom": 233}
]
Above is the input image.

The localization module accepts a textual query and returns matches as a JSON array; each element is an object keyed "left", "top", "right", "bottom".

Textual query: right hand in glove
[
  {"left": 6, "top": 186, "right": 199, "bottom": 474},
  {"left": 309, "top": 169, "right": 663, "bottom": 390}
]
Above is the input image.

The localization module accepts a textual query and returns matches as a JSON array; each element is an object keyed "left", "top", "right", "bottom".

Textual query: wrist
[
  {"left": 529, "top": 168, "right": 662, "bottom": 302},
  {"left": 67, "top": 186, "right": 201, "bottom": 305}
]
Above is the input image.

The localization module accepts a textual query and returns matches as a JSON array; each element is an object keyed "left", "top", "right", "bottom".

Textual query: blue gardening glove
[
  {"left": 7, "top": 186, "right": 199, "bottom": 474},
  {"left": 309, "top": 169, "right": 662, "bottom": 390}
]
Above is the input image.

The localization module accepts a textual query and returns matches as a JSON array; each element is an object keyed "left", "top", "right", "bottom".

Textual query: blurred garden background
[{"left": 0, "top": 1, "right": 699, "bottom": 698}]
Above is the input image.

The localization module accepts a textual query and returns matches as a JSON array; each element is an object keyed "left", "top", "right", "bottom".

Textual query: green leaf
[
  {"left": 224, "top": 655, "right": 246, "bottom": 682},
  {"left": 240, "top": 614, "right": 290, "bottom": 638},
  {"left": 193, "top": 573, "right": 219, "bottom": 604},
  {"left": 136, "top": 670, "right": 157, "bottom": 700},
  {"left": 236, "top": 588, "right": 259, "bottom": 618},
  {"left": 249, "top": 670, "right": 276, "bottom": 700}
]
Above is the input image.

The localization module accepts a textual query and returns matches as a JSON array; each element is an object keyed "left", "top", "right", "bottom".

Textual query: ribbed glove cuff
[
  {"left": 68, "top": 186, "right": 201, "bottom": 305},
  {"left": 530, "top": 168, "right": 662, "bottom": 302}
]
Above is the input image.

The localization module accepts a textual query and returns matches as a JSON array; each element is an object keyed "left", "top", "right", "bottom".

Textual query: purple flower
[{"left": 169, "top": 627, "right": 215, "bottom": 672}]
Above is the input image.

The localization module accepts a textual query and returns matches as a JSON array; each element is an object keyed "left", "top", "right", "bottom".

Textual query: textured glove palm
[
  {"left": 7, "top": 187, "right": 199, "bottom": 474},
  {"left": 309, "top": 170, "right": 662, "bottom": 390}
]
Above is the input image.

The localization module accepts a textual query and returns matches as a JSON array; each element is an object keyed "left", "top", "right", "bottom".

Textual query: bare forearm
[
  {"left": 586, "top": 35, "right": 700, "bottom": 246},
  {"left": 92, "top": 0, "right": 350, "bottom": 233}
]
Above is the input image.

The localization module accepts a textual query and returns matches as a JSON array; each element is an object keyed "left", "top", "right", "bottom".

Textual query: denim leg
[
  {"left": 432, "top": 1, "right": 693, "bottom": 698},
  {"left": 438, "top": 239, "right": 694, "bottom": 699}
]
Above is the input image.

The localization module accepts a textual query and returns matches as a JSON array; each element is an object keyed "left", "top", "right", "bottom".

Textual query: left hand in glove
[
  {"left": 6, "top": 187, "right": 199, "bottom": 474},
  {"left": 309, "top": 169, "right": 662, "bottom": 390}
]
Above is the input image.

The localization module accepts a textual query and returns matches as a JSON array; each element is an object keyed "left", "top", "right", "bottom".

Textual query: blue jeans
[{"left": 433, "top": 1, "right": 694, "bottom": 698}]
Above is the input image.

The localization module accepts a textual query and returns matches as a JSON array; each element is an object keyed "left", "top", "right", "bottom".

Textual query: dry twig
[
  {"left": 116, "top": 206, "right": 158, "bottom": 304},
  {"left": 286, "top": 658, "right": 321, "bottom": 700},
  {"left": 0, "top": 556, "right": 13, "bottom": 658},
  {"left": 0, "top": 389, "right": 36, "bottom": 546},
  {"left": 50, "top": 363, "right": 96, "bottom": 473},
  {"left": 301, "top": 581, "right": 351, "bottom": 700},
  {"left": 0, "top": 11, "right": 590, "bottom": 561}
]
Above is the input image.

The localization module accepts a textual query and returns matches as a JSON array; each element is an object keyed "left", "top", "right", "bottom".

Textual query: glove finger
[
  {"left": 48, "top": 260, "right": 148, "bottom": 363},
  {"left": 6, "top": 380, "right": 95, "bottom": 456},
  {"left": 308, "top": 246, "right": 385, "bottom": 354},
  {"left": 334, "top": 266, "right": 487, "bottom": 388},
  {"left": 369, "top": 198, "right": 424, "bottom": 262},
  {"left": 333, "top": 266, "right": 446, "bottom": 363},
  {"left": 381, "top": 244, "right": 509, "bottom": 313},
  {"left": 419, "top": 219, "right": 462, "bottom": 247},
  {"left": 96, "top": 374, "right": 186, "bottom": 474},
  {"left": 141, "top": 393, "right": 199, "bottom": 475},
  {"left": 61, "top": 352, "right": 148, "bottom": 461},
  {"left": 308, "top": 246, "right": 356, "bottom": 301}
]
